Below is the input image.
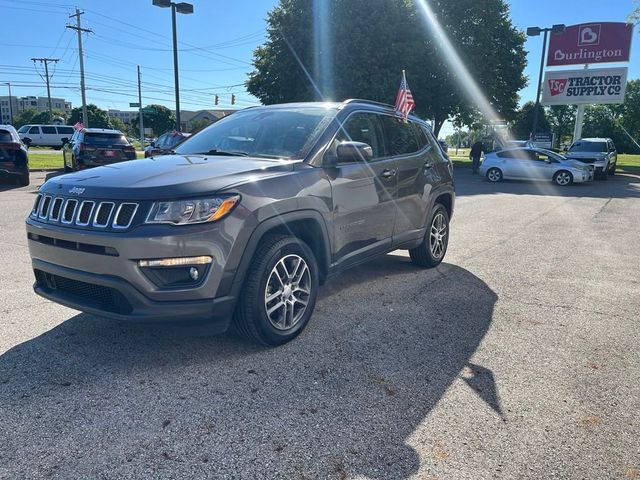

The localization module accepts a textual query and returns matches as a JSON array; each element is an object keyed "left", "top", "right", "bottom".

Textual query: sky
[{"left": 1, "top": 0, "right": 637, "bottom": 136}]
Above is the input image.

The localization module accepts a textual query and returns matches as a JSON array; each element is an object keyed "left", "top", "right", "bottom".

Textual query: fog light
[
  {"left": 189, "top": 267, "right": 199, "bottom": 281},
  {"left": 138, "top": 255, "right": 212, "bottom": 267}
]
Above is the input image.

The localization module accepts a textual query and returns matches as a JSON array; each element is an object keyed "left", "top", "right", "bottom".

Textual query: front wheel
[
  {"left": 409, "top": 203, "right": 450, "bottom": 268},
  {"left": 486, "top": 167, "right": 503, "bottom": 182},
  {"left": 234, "top": 234, "right": 319, "bottom": 346},
  {"left": 553, "top": 170, "right": 573, "bottom": 186},
  {"left": 609, "top": 162, "right": 616, "bottom": 176}
]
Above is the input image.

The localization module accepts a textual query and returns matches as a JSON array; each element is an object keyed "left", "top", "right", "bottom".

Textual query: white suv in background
[
  {"left": 565, "top": 138, "right": 618, "bottom": 180},
  {"left": 17, "top": 124, "right": 76, "bottom": 149}
]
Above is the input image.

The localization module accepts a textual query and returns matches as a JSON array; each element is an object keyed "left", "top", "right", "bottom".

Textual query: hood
[
  {"left": 565, "top": 151, "right": 606, "bottom": 161},
  {"left": 563, "top": 159, "right": 592, "bottom": 170},
  {"left": 41, "top": 154, "right": 296, "bottom": 200}
]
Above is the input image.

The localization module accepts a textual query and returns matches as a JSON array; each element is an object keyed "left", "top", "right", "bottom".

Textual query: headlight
[{"left": 145, "top": 195, "right": 240, "bottom": 225}]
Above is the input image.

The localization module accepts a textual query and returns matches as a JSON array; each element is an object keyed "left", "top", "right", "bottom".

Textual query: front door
[{"left": 328, "top": 111, "right": 398, "bottom": 264}]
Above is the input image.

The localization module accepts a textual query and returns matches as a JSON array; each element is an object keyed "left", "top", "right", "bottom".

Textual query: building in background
[
  {"left": 107, "top": 109, "right": 138, "bottom": 124},
  {"left": 0, "top": 96, "right": 72, "bottom": 124},
  {"left": 176, "top": 109, "right": 237, "bottom": 132}
]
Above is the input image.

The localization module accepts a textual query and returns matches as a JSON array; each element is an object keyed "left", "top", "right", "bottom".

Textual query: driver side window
[{"left": 335, "top": 112, "right": 386, "bottom": 162}]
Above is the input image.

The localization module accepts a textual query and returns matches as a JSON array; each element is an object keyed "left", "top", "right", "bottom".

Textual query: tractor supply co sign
[
  {"left": 547, "top": 22, "right": 633, "bottom": 67},
  {"left": 541, "top": 67, "right": 628, "bottom": 105}
]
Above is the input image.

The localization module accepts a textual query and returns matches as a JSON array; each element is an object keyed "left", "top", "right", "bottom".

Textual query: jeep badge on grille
[{"left": 68, "top": 187, "right": 85, "bottom": 195}]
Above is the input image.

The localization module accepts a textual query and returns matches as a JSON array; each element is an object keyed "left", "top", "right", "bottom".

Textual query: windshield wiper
[{"left": 193, "top": 149, "right": 248, "bottom": 157}]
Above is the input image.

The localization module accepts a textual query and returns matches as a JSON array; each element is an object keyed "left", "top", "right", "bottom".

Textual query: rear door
[
  {"left": 378, "top": 115, "right": 433, "bottom": 239},
  {"left": 328, "top": 111, "right": 398, "bottom": 264}
]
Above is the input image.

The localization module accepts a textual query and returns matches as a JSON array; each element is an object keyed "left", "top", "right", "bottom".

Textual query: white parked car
[
  {"left": 17, "top": 124, "right": 76, "bottom": 149},
  {"left": 479, "top": 147, "right": 594, "bottom": 186}
]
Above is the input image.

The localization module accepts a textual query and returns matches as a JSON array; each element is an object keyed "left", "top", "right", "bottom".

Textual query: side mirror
[
  {"left": 336, "top": 141, "right": 373, "bottom": 162},
  {"left": 60, "top": 137, "right": 69, "bottom": 145},
  {"left": 22, "top": 138, "right": 32, "bottom": 147}
]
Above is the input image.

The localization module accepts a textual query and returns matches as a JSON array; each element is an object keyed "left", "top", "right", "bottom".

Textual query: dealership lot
[{"left": 1, "top": 170, "right": 639, "bottom": 479}]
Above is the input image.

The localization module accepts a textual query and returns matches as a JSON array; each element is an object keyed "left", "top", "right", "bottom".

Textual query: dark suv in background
[
  {"left": 0, "top": 124, "right": 29, "bottom": 186},
  {"left": 144, "top": 131, "right": 191, "bottom": 157},
  {"left": 63, "top": 128, "right": 137, "bottom": 172},
  {"left": 27, "top": 100, "right": 455, "bottom": 345}
]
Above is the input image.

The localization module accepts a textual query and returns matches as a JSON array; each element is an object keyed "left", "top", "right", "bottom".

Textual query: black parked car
[
  {"left": 63, "top": 128, "right": 136, "bottom": 172},
  {"left": 144, "top": 131, "right": 191, "bottom": 158},
  {"left": 0, "top": 124, "right": 29, "bottom": 186}
]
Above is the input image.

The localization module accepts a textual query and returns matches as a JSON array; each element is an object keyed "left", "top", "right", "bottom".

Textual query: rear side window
[
  {"left": 28, "top": 126, "right": 40, "bottom": 134},
  {"left": 0, "top": 130, "right": 13, "bottom": 143},
  {"left": 84, "top": 133, "right": 129, "bottom": 146},
  {"left": 57, "top": 126, "right": 74, "bottom": 134},
  {"left": 380, "top": 116, "right": 420, "bottom": 156},
  {"left": 41, "top": 126, "right": 57, "bottom": 134}
]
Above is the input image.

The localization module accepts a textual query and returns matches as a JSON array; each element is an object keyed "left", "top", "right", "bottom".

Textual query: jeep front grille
[{"left": 30, "top": 194, "right": 139, "bottom": 231}]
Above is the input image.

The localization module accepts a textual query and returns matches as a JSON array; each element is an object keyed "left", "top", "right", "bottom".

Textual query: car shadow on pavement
[
  {"left": 455, "top": 166, "right": 640, "bottom": 199},
  {"left": 0, "top": 257, "right": 498, "bottom": 479}
]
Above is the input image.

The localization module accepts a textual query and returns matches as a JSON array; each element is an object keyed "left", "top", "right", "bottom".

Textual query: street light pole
[
  {"left": 171, "top": 4, "right": 181, "bottom": 131},
  {"left": 152, "top": 0, "right": 193, "bottom": 132},
  {"left": 527, "top": 24, "right": 566, "bottom": 141}
]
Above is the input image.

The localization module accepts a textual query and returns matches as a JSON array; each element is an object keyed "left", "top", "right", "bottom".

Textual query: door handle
[{"left": 380, "top": 169, "right": 397, "bottom": 179}]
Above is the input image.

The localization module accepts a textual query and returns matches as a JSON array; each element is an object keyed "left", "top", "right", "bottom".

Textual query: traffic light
[
  {"left": 231, "top": 94, "right": 236, "bottom": 105},
  {"left": 214, "top": 95, "right": 219, "bottom": 105}
]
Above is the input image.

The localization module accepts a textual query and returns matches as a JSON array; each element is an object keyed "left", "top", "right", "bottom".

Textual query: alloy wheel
[
  {"left": 264, "top": 254, "right": 311, "bottom": 330},
  {"left": 556, "top": 172, "right": 571, "bottom": 186},
  {"left": 487, "top": 169, "right": 501, "bottom": 182},
  {"left": 430, "top": 212, "right": 448, "bottom": 260}
]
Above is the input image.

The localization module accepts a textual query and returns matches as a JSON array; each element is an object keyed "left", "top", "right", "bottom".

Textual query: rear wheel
[
  {"left": 409, "top": 203, "right": 450, "bottom": 268},
  {"left": 234, "top": 234, "right": 319, "bottom": 346},
  {"left": 17, "top": 172, "right": 29, "bottom": 186},
  {"left": 553, "top": 170, "right": 573, "bottom": 186},
  {"left": 486, "top": 167, "right": 502, "bottom": 182}
]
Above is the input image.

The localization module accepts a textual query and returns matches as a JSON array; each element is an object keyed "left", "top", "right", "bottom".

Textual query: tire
[
  {"left": 553, "top": 170, "right": 573, "bottom": 186},
  {"left": 409, "top": 203, "right": 450, "bottom": 268},
  {"left": 486, "top": 167, "right": 502, "bottom": 182},
  {"left": 63, "top": 156, "right": 72, "bottom": 173},
  {"left": 18, "top": 172, "right": 30, "bottom": 186},
  {"left": 233, "top": 234, "right": 319, "bottom": 346},
  {"left": 599, "top": 168, "right": 608, "bottom": 180}
]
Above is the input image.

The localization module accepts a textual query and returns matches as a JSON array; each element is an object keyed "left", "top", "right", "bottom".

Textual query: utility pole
[
  {"left": 30, "top": 58, "right": 59, "bottom": 116},
  {"left": 67, "top": 9, "right": 91, "bottom": 127},
  {"left": 137, "top": 65, "right": 145, "bottom": 150}
]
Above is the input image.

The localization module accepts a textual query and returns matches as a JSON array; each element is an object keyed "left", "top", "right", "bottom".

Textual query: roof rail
[{"left": 342, "top": 98, "right": 395, "bottom": 109}]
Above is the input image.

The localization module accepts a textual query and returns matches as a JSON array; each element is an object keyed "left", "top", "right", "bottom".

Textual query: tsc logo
[
  {"left": 578, "top": 24, "right": 601, "bottom": 46},
  {"left": 548, "top": 79, "right": 568, "bottom": 96},
  {"left": 68, "top": 187, "right": 85, "bottom": 195}
]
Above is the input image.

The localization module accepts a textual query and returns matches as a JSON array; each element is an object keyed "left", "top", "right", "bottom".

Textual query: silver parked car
[
  {"left": 565, "top": 137, "right": 617, "bottom": 179},
  {"left": 479, "top": 147, "right": 594, "bottom": 186}
]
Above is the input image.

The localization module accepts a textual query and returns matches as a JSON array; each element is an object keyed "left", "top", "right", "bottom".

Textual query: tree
[
  {"left": 13, "top": 108, "right": 38, "bottom": 128},
  {"left": 629, "top": 0, "right": 640, "bottom": 24},
  {"left": 189, "top": 118, "right": 214, "bottom": 133},
  {"left": 132, "top": 104, "right": 175, "bottom": 135},
  {"left": 509, "top": 101, "right": 550, "bottom": 140},
  {"left": 110, "top": 117, "right": 134, "bottom": 136},
  {"left": 30, "top": 110, "right": 66, "bottom": 125},
  {"left": 546, "top": 105, "right": 576, "bottom": 148},
  {"left": 246, "top": 0, "right": 527, "bottom": 137},
  {"left": 619, "top": 79, "right": 640, "bottom": 152},
  {"left": 67, "top": 104, "right": 112, "bottom": 128}
]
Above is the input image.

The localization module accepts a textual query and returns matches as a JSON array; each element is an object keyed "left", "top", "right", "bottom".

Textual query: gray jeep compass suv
[{"left": 26, "top": 100, "right": 455, "bottom": 345}]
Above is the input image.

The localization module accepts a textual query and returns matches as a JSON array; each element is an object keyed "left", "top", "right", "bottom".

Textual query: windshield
[
  {"left": 175, "top": 107, "right": 338, "bottom": 159},
  {"left": 84, "top": 133, "right": 129, "bottom": 146},
  {"left": 569, "top": 141, "right": 607, "bottom": 153},
  {"left": 17, "top": 125, "right": 29, "bottom": 134}
]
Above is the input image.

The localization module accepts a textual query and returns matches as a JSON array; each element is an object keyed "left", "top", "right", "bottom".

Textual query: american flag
[
  {"left": 73, "top": 122, "right": 84, "bottom": 131},
  {"left": 394, "top": 70, "right": 415, "bottom": 119}
]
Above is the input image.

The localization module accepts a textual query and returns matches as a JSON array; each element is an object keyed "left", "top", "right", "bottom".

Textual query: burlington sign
[
  {"left": 541, "top": 67, "right": 628, "bottom": 105},
  {"left": 547, "top": 22, "right": 633, "bottom": 67}
]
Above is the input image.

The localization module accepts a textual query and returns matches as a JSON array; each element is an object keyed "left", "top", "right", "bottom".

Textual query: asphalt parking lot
[{"left": 1, "top": 169, "right": 639, "bottom": 479}]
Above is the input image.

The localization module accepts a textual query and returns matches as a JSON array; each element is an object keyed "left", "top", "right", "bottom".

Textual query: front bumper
[{"left": 26, "top": 218, "right": 239, "bottom": 326}]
